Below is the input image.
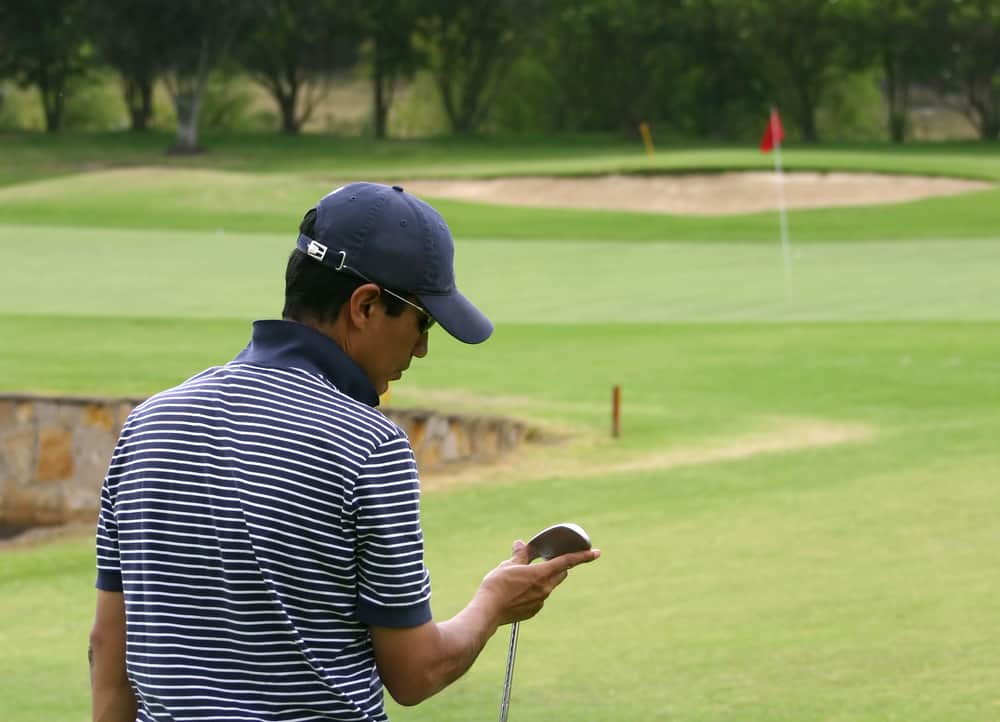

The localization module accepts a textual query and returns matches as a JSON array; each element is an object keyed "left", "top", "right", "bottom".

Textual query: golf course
[{"left": 2, "top": 132, "right": 999, "bottom": 721}]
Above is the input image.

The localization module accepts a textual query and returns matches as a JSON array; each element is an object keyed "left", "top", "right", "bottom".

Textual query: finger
[
  {"left": 543, "top": 548, "right": 601, "bottom": 574},
  {"left": 510, "top": 539, "right": 530, "bottom": 564},
  {"left": 550, "top": 569, "right": 569, "bottom": 589}
]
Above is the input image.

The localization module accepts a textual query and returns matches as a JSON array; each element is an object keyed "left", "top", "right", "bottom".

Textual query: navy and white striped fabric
[{"left": 96, "top": 320, "right": 432, "bottom": 721}]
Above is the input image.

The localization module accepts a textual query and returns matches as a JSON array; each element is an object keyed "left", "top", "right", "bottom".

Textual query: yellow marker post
[
  {"left": 639, "top": 122, "right": 655, "bottom": 157},
  {"left": 380, "top": 384, "right": 392, "bottom": 406}
]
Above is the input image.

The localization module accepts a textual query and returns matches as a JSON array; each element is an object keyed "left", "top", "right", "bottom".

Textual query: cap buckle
[{"left": 306, "top": 240, "right": 327, "bottom": 261}]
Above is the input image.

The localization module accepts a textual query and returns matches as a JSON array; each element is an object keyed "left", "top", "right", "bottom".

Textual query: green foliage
[
  {"left": 60, "top": 72, "right": 128, "bottom": 131},
  {"left": 0, "top": 83, "right": 44, "bottom": 130},
  {"left": 2, "top": 0, "right": 998, "bottom": 142},
  {"left": 415, "top": 0, "right": 538, "bottom": 133},
  {"left": 816, "top": 69, "right": 885, "bottom": 141},
  {"left": 0, "top": 0, "right": 92, "bottom": 132},
  {"left": 485, "top": 56, "right": 562, "bottom": 134},
  {"left": 668, "top": 0, "right": 769, "bottom": 140},
  {"left": 199, "top": 73, "right": 266, "bottom": 132},
  {"left": 944, "top": 0, "right": 1000, "bottom": 139},
  {"left": 239, "top": 0, "right": 358, "bottom": 135},
  {"left": 387, "top": 71, "right": 451, "bottom": 138}
]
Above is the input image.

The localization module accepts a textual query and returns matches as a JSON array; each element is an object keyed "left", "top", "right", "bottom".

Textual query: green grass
[
  {"left": 0, "top": 537, "right": 96, "bottom": 722},
  {"left": 1, "top": 150, "right": 998, "bottom": 241},
  {"left": 3, "top": 131, "right": 999, "bottom": 183},
  {"left": 2, "top": 134, "right": 1000, "bottom": 721},
  {"left": 3, "top": 227, "right": 1000, "bottom": 325},
  {"left": 4, "top": 322, "right": 1000, "bottom": 721}
]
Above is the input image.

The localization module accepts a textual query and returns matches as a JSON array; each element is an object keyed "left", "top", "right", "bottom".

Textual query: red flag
[{"left": 760, "top": 108, "right": 784, "bottom": 152}]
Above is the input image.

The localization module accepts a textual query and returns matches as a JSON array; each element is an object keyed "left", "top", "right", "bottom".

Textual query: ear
[{"left": 348, "top": 283, "right": 382, "bottom": 330}]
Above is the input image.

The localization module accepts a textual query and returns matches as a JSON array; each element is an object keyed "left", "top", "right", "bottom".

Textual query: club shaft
[{"left": 498, "top": 621, "right": 520, "bottom": 722}]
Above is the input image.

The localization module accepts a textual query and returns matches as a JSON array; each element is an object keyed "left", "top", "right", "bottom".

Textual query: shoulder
[{"left": 122, "top": 363, "right": 409, "bottom": 452}]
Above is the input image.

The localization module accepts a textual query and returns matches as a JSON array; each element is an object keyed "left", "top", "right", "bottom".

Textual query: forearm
[
  {"left": 91, "top": 680, "right": 137, "bottom": 722},
  {"left": 90, "top": 591, "right": 136, "bottom": 722},
  {"left": 428, "top": 592, "right": 504, "bottom": 693},
  {"left": 375, "top": 590, "right": 503, "bottom": 706},
  {"left": 90, "top": 645, "right": 137, "bottom": 722},
  {"left": 373, "top": 543, "right": 599, "bottom": 706}
]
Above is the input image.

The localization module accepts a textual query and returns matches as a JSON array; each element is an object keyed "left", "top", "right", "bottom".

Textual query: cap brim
[{"left": 418, "top": 288, "right": 493, "bottom": 344}]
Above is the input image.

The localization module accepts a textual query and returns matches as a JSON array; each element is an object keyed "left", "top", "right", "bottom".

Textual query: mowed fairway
[{"left": 1, "top": 138, "right": 999, "bottom": 722}]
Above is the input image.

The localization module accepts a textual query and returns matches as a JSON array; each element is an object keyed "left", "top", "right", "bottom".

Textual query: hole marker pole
[
  {"left": 639, "top": 122, "right": 655, "bottom": 157},
  {"left": 612, "top": 385, "right": 621, "bottom": 438}
]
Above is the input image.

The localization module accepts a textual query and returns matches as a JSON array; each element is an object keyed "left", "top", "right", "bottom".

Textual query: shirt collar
[{"left": 232, "top": 320, "right": 380, "bottom": 407}]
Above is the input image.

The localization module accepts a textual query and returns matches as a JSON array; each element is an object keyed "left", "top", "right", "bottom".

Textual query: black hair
[{"left": 282, "top": 209, "right": 405, "bottom": 323}]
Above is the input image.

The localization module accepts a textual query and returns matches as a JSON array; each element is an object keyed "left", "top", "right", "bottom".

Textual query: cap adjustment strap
[
  {"left": 297, "top": 234, "right": 349, "bottom": 271},
  {"left": 305, "top": 239, "right": 327, "bottom": 261}
]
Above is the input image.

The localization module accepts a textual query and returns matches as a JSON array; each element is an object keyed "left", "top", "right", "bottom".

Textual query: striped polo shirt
[{"left": 96, "top": 320, "right": 432, "bottom": 722}]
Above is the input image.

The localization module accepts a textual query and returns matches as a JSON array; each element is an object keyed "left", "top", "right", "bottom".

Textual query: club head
[{"left": 525, "top": 522, "right": 591, "bottom": 561}]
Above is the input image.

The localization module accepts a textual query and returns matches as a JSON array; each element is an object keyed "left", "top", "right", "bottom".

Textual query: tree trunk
[
  {"left": 124, "top": 76, "right": 154, "bottom": 132},
  {"left": 278, "top": 90, "right": 299, "bottom": 134},
  {"left": 171, "top": 90, "right": 203, "bottom": 153},
  {"left": 40, "top": 87, "right": 64, "bottom": 133},
  {"left": 883, "top": 52, "right": 908, "bottom": 144},
  {"left": 793, "top": 81, "right": 819, "bottom": 143},
  {"left": 372, "top": 39, "right": 389, "bottom": 140},
  {"left": 978, "top": 109, "right": 1000, "bottom": 140},
  {"left": 964, "top": 85, "right": 1000, "bottom": 141}
]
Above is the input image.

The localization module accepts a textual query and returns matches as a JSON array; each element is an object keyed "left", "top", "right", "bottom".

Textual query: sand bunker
[{"left": 403, "top": 172, "right": 991, "bottom": 216}]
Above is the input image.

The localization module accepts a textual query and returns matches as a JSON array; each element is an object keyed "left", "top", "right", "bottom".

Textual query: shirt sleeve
[
  {"left": 95, "top": 425, "right": 133, "bottom": 592},
  {"left": 95, "top": 475, "right": 123, "bottom": 592},
  {"left": 353, "top": 430, "right": 432, "bottom": 628}
]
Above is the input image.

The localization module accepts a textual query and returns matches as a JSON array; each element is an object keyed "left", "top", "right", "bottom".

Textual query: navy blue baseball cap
[{"left": 295, "top": 182, "right": 493, "bottom": 344}]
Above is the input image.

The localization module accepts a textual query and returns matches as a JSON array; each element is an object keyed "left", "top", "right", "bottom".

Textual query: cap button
[{"left": 392, "top": 185, "right": 404, "bottom": 192}]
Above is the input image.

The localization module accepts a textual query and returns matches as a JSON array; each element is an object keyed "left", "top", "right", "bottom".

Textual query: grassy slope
[
  {"left": 5, "top": 316, "right": 1000, "bottom": 722},
  {"left": 2, "top": 135, "right": 1000, "bottom": 721},
  {"left": 4, "top": 321, "right": 999, "bottom": 721}
]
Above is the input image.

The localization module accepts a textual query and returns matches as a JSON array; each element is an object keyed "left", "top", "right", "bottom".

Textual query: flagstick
[{"left": 772, "top": 137, "right": 792, "bottom": 300}]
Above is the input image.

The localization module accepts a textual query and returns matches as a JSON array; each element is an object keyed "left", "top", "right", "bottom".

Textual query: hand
[{"left": 476, "top": 540, "right": 601, "bottom": 626}]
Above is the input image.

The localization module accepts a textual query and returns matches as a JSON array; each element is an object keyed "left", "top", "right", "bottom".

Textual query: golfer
[{"left": 88, "top": 182, "right": 600, "bottom": 722}]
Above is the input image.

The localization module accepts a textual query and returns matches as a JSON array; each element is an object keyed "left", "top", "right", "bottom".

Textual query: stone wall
[{"left": 0, "top": 394, "right": 537, "bottom": 527}]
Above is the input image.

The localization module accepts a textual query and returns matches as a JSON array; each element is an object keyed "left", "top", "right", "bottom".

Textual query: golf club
[{"left": 498, "top": 522, "right": 592, "bottom": 722}]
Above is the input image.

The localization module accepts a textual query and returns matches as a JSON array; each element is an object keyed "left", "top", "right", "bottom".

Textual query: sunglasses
[
  {"left": 339, "top": 261, "right": 436, "bottom": 334},
  {"left": 379, "top": 286, "right": 437, "bottom": 334}
]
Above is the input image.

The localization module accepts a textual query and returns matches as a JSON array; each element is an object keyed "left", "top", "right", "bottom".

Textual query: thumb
[{"left": 511, "top": 539, "right": 530, "bottom": 563}]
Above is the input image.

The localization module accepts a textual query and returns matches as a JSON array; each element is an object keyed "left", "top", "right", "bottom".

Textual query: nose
[{"left": 413, "top": 331, "right": 429, "bottom": 358}]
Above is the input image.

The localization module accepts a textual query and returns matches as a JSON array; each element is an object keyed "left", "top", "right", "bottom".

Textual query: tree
[
  {"left": 842, "top": 0, "right": 952, "bottom": 143},
  {"left": 0, "top": 0, "right": 90, "bottom": 132},
  {"left": 672, "top": 0, "right": 770, "bottom": 139},
  {"left": 945, "top": 0, "right": 1000, "bottom": 140},
  {"left": 154, "top": 0, "right": 249, "bottom": 152},
  {"left": 88, "top": 1, "right": 171, "bottom": 132},
  {"left": 752, "top": 0, "right": 849, "bottom": 142},
  {"left": 417, "top": 0, "right": 534, "bottom": 133},
  {"left": 240, "top": 0, "right": 355, "bottom": 135},
  {"left": 356, "top": 0, "right": 422, "bottom": 140},
  {"left": 536, "top": 0, "right": 670, "bottom": 135}
]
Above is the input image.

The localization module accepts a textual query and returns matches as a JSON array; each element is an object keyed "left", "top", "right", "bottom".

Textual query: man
[{"left": 89, "top": 182, "right": 599, "bottom": 722}]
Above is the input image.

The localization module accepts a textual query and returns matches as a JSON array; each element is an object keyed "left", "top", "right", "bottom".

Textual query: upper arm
[
  {"left": 90, "top": 590, "right": 127, "bottom": 662},
  {"left": 370, "top": 622, "right": 442, "bottom": 706}
]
